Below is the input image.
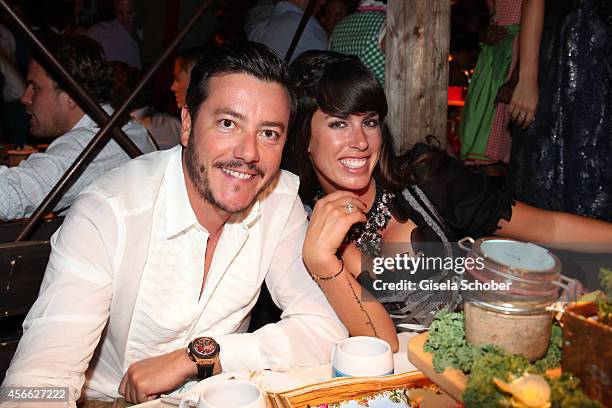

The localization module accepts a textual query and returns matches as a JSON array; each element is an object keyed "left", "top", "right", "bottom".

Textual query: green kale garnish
[
  {"left": 548, "top": 374, "right": 603, "bottom": 408},
  {"left": 423, "top": 311, "right": 560, "bottom": 375},
  {"left": 596, "top": 268, "right": 612, "bottom": 326},
  {"left": 424, "top": 311, "right": 600, "bottom": 407},
  {"left": 423, "top": 311, "right": 482, "bottom": 373},
  {"left": 462, "top": 351, "right": 530, "bottom": 408},
  {"left": 532, "top": 324, "right": 563, "bottom": 373}
]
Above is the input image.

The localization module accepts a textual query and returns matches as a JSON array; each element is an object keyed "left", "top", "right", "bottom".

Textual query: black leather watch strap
[{"left": 196, "top": 363, "right": 214, "bottom": 380}]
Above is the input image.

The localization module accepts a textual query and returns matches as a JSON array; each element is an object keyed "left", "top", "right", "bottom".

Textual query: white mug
[
  {"left": 178, "top": 379, "right": 265, "bottom": 408},
  {"left": 331, "top": 336, "right": 394, "bottom": 378}
]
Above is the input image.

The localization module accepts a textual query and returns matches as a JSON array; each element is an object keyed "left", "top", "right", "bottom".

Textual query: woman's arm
[
  {"left": 497, "top": 201, "right": 612, "bottom": 252},
  {"left": 303, "top": 191, "right": 399, "bottom": 352},
  {"left": 509, "top": 0, "right": 545, "bottom": 128},
  {"left": 308, "top": 258, "right": 399, "bottom": 352}
]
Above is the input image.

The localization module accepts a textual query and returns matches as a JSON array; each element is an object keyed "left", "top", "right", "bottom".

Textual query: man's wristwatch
[{"left": 187, "top": 337, "right": 220, "bottom": 380}]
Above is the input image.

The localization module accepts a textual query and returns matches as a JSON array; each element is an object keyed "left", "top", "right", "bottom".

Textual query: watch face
[{"left": 192, "top": 337, "right": 218, "bottom": 358}]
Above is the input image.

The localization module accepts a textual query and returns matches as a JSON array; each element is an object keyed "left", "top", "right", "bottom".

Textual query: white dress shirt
[
  {"left": 2, "top": 146, "right": 347, "bottom": 405},
  {"left": 0, "top": 106, "right": 156, "bottom": 220}
]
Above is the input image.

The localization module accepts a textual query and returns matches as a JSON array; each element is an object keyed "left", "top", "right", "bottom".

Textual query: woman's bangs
[{"left": 316, "top": 63, "right": 387, "bottom": 118}]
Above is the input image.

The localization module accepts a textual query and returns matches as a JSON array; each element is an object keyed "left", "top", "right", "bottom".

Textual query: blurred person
[
  {"left": 459, "top": 0, "right": 544, "bottom": 168},
  {"left": 318, "top": 0, "right": 357, "bottom": 37},
  {"left": 0, "top": 22, "right": 28, "bottom": 146},
  {"left": 510, "top": 0, "right": 612, "bottom": 222},
  {"left": 2, "top": 41, "right": 345, "bottom": 405},
  {"left": 0, "top": 34, "right": 155, "bottom": 220},
  {"left": 171, "top": 47, "right": 202, "bottom": 110},
  {"left": 244, "top": 0, "right": 275, "bottom": 37},
  {"left": 329, "top": 0, "right": 386, "bottom": 86},
  {"left": 248, "top": 0, "right": 327, "bottom": 62},
  {"left": 111, "top": 61, "right": 181, "bottom": 150},
  {"left": 87, "top": 0, "right": 141, "bottom": 68}
]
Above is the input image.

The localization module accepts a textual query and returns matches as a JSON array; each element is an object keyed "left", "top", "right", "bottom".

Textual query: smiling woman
[
  {"left": 308, "top": 110, "right": 382, "bottom": 196},
  {"left": 283, "top": 50, "right": 612, "bottom": 351}
]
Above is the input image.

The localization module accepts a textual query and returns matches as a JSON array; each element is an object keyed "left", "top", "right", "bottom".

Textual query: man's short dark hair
[
  {"left": 185, "top": 41, "right": 296, "bottom": 128},
  {"left": 35, "top": 34, "right": 114, "bottom": 104}
]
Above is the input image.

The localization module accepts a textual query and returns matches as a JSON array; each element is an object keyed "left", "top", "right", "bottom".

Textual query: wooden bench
[
  {"left": 0, "top": 217, "right": 63, "bottom": 244},
  {"left": 0, "top": 241, "right": 51, "bottom": 381}
]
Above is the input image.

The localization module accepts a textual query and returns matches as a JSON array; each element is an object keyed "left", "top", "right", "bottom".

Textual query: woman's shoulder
[
  {"left": 393, "top": 142, "right": 453, "bottom": 188},
  {"left": 391, "top": 141, "right": 515, "bottom": 239},
  {"left": 396, "top": 142, "right": 440, "bottom": 164}
]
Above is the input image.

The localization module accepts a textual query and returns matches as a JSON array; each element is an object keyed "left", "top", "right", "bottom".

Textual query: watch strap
[{"left": 196, "top": 362, "right": 214, "bottom": 380}]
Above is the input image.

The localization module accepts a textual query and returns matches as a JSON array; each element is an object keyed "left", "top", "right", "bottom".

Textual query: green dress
[{"left": 459, "top": 25, "right": 519, "bottom": 162}]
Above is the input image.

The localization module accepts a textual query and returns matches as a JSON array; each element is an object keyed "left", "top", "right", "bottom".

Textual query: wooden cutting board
[{"left": 406, "top": 332, "right": 467, "bottom": 402}]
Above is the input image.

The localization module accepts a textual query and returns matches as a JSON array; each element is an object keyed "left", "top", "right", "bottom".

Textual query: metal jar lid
[{"left": 458, "top": 237, "right": 568, "bottom": 314}]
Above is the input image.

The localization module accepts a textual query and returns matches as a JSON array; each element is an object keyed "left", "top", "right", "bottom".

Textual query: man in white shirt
[
  {"left": 0, "top": 34, "right": 155, "bottom": 220},
  {"left": 2, "top": 41, "right": 346, "bottom": 406}
]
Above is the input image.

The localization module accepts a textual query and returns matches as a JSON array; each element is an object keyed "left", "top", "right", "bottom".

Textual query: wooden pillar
[{"left": 385, "top": 0, "right": 450, "bottom": 154}]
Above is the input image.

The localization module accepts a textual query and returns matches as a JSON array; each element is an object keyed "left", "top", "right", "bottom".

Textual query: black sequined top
[{"left": 357, "top": 144, "right": 516, "bottom": 329}]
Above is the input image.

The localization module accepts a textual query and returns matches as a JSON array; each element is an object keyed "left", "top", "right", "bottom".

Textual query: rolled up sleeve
[{"left": 1, "top": 191, "right": 118, "bottom": 406}]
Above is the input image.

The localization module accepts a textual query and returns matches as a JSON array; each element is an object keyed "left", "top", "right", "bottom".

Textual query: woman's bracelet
[{"left": 310, "top": 259, "right": 344, "bottom": 281}]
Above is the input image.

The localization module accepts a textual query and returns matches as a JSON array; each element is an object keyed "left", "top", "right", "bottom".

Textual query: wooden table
[
  {"left": 118, "top": 333, "right": 421, "bottom": 408},
  {"left": 0, "top": 144, "right": 38, "bottom": 167},
  {"left": 407, "top": 332, "right": 466, "bottom": 402}
]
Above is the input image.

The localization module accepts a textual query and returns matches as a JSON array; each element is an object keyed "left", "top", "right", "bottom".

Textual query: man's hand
[{"left": 118, "top": 348, "right": 196, "bottom": 404}]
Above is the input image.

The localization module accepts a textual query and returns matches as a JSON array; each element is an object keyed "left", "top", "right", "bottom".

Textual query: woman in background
[{"left": 510, "top": 0, "right": 612, "bottom": 222}]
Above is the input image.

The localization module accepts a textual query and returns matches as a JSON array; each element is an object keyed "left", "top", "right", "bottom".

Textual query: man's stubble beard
[{"left": 184, "top": 135, "right": 279, "bottom": 214}]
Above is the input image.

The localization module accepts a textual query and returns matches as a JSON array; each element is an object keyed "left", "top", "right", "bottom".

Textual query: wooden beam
[{"left": 385, "top": 0, "right": 450, "bottom": 154}]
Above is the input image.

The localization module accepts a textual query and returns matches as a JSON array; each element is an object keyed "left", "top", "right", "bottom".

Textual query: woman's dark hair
[
  {"left": 284, "top": 50, "right": 391, "bottom": 203},
  {"left": 186, "top": 41, "right": 296, "bottom": 127}
]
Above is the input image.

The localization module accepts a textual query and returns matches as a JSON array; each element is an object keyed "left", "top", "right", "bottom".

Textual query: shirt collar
[
  {"left": 164, "top": 147, "right": 262, "bottom": 239},
  {"left": 164, "top": 147, "right": 199, "bottom": 238}
]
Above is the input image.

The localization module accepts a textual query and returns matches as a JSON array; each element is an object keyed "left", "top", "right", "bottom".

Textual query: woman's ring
[{"left": 344, "top": 202, "right": 354, "bottom": 215}]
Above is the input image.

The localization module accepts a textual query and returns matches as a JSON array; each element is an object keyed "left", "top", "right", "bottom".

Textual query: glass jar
[{"left": 458, "top": 237, "right": 569, "bottom": 360}]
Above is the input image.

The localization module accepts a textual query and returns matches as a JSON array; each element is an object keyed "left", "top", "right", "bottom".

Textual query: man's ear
[
  {"left": 180, "top": 106, "right": 192, "bottom": 147},
  {"left": 64, "top": 93, "right": 80, "bottom": 111}
]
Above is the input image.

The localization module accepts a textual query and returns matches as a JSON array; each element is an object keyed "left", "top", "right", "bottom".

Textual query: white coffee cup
[
  {"left": 178, "top": 379, "right": 265, "bottom": 408},
  {"left": 331, "top": 336, "right": 394, "bottom": 378}
]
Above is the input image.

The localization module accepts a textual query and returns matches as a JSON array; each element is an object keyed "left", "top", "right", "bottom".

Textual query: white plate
[{"left": 160, "top": 371, "right": 304, "bottom": 406}]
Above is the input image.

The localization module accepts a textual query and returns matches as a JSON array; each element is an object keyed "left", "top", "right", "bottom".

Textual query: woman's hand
[
  {"left": 509, "top": 76, "right": 539, "bottom": 128},
  {"left": 303, "top": 191, "right": 367, "bottom": 275}
]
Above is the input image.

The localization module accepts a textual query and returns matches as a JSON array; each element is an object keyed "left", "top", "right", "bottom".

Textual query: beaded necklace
[{"left": 346, "top": 186, "right": 394, "bottom": 257}]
